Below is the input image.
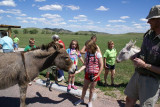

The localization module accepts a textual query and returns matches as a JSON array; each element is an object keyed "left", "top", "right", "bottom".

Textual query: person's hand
[
  {"left": 104, "top": 65, "right": 108, "bottom": 69},
  {"left": 93, "top": 75, "right": 99, "bottom": 81},
  {"left": 75, "top": 70, "right": 80, "bottom": 74},
  {"left": 133, "top": 58, "right": 146, "bottom": 68}
]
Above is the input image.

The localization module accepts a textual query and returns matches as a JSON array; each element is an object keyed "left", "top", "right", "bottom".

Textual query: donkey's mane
[
  {"left": 36, "top": 41, "right": 56, "bottom": 51},
  {"left": 24, "top": 41, "right": 59, "bottom": 53}
]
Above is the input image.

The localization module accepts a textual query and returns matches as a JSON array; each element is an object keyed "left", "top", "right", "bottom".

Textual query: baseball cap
[
  {"left": 52, "top": 34, "right": 59, "bottom": 40},
  {"left": 146, "top": 5, "right": 160, "bottom": 19}
]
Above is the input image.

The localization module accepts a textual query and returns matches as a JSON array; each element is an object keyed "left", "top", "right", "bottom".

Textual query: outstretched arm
[
  {"left": 79, "top": 56, "right": 84, "bottom": 64},
  {"left": 75, "top": 65, "right": 86, "bottom": 74},
  {"left": 80, "top": 45, "right": 86, "bottom": 54}
]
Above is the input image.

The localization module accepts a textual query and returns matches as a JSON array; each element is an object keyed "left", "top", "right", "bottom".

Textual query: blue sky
[{"left": 0, "top": 0, "right": 159, "bottom": 34}]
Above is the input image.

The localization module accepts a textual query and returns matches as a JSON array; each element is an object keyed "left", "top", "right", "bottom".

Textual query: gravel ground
[{"left": 0, "top": 81, "right": 159, "bottom": 107}]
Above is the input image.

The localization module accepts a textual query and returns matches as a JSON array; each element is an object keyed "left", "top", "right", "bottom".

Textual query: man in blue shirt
[{"left": 0, "top": 31, "right": 13, "bottom": 53}]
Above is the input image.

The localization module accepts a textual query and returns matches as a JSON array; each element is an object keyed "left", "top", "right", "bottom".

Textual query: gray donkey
[{"left": 0, "top": 41, "right": 76, "bottom": 107}]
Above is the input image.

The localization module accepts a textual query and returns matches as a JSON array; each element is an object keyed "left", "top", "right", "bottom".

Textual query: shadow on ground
[
  {"left": 58, "top": 93, "right": 88, "bottom": 107},
  {"left": 97, "top": 81, "right": 128, "bottom": 88},
  {"left": 0, "top": 92, "right": 88, "bottom": 107},
  {"left": 117, "top": 100, "right": 140, "bottom": 107}
]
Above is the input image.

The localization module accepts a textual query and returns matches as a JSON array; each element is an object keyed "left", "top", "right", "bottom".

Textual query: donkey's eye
[
  {"left": 64, "top": 57, "right": 69, "bottom": 60},
  {"left": 121, "top": 52, "right": 125, "bottom": 54}
]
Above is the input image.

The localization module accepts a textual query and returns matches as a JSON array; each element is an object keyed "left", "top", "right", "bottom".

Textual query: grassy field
[{"left": 10, "top": 31, "right": 144, "bottom": 99}]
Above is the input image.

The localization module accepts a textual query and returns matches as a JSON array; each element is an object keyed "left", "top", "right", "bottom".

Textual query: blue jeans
[
  {"left": 58, "top": 70, "right": 64, "bottom": 78},
  {"left": 14, "top": 43, "right": 18, "bottom": 49},
  {"left": 3, "top": 49, "right": 13, "bottom": 53}
]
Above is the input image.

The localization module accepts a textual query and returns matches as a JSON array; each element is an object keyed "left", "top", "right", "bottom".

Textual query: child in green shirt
[{"left": 103, "top": 40, "right": 117, "bottom": 86}]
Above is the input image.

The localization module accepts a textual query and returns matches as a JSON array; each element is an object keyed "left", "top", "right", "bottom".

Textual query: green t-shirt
[
  {"left": 103, "top": 48, "right": 117, "bottom": 65},
  {"left": 13, "top": 37, "right": 19, "bottom": 43},
  {"left": 24, "top": 45, "right": 36, "bottom": 51}
]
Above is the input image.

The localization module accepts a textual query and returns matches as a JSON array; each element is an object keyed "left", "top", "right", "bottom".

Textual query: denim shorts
[
  {"left": 14, "top": 43, "right": 18, "bottom": 48},
  {"left": 3, "top": 49, "right": 13, "bottom": 53}
]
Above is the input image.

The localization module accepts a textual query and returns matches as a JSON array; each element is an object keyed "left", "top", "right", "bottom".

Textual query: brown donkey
[{"left": 0, "top": 41, "right": 76, "bottom": 107}]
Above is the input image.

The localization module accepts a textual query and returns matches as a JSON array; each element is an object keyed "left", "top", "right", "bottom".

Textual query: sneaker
[
  {"left": 74, "top": 99, "right": 84, "bottom": 106},
  {"left": 71, "top": 85, "right": 77, "bottom": 90},
  {"left": 28, "top": 82, "right": 32, "bottom": 86},
  {"left": 88, "top": 102, "right": 92, "bottom": 107},
  {"left": 67, "top": 85, "right": 71, "bottom": 91},
  {"left": 57, "top": 76, "right": 65, "bottom": 82}
]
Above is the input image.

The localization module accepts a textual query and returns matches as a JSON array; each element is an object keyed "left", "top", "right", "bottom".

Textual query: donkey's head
[
  {"left": 116, "top": 40, "right": 137, "bottom": 63},
  {"left": 45, "top": 42, "right": 76, "bottom": 74}
]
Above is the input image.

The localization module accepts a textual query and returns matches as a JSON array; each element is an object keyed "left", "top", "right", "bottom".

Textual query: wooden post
[{"left": 8, "top": 27, "right": 11, "bottom": 37}]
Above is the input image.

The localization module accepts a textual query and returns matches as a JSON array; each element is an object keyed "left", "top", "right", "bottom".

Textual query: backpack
[{"left": 85, "top": 52, "right": 100, "bottom": 74}]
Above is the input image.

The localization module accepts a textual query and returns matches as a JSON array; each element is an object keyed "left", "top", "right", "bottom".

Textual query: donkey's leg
[{"left": 19, "top": 84, "right": 28, "bottom": 107}]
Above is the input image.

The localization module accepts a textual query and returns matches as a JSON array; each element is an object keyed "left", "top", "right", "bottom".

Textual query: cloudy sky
[{"left": 0, "top": 0, "right": 159, "bottom": 34}]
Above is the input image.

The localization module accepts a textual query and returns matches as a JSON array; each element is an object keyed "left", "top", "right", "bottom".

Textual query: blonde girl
[{"left": 103, "top": 40, "right": 117, "bottom": 86}]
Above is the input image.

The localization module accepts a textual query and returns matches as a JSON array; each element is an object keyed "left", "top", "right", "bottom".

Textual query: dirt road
[{"left": 0, "top": 82, "right": 159, "bottom": 107}]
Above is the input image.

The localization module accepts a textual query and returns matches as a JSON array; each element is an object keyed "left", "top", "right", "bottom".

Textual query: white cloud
[
  {"left": 35, "top": 0, "right": 46, "bottom": 2},
  {"left": 0, "top": 0, "right": 16, "bottom": 7},
  {"left": 20, "top": 20, "right": 28, "bottom": 23},
  {"left": 68, "top": 20, "right": 77, "bottom": 22},
  {"left": 39, "top": 4, "right": 62, "bottom": 11},
  {"left": 0, "top": 9, "right": 5, "bottom": 13},
  {"left": 108, "top": 20, "right": 126, "bottom": 23},
  {"left": 96, "top": 6, "right": 109, "bottom": 11},
  {"left": 66, "top": 5, "right": 80, "bottom": 10},
  {"left": 133, "top": 23, "right": 143, "bottom": 28},
  {"left": 73, "top": 15, "right": 87, "bottom": 21},
  {"left": 6, "top": 15, "right": 11, "bottom": 17},
  {"left": 106, "top": 24, "right": 111, "bottom": 27},
  {"left": 120, "top": 16, "right": 130, "bottom": 19},
  {"left": 41, "top": 13, "right": 61, "bottom": 19},
  {"left": 0, "top": 9, "right": 26, "bottom": 16},
  {"left": 0, "top": 17, "right": 2, "bottom": 20},
  {"left": 140, "top": 18, "right": 147, "bottom": 22},
  {"left": 41, "top": 13, "right": 63, "bottom": 22},
  {"left": 32, "top": 4, "right": 36, "bottom": 7}
]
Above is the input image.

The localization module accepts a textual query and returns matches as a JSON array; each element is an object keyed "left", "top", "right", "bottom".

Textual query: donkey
[
  {"left": 116, "top": 40, "right": 140, "bottom": 63},
  {"left": 0, "top": 41, "right": 76, "bottom": 107}
]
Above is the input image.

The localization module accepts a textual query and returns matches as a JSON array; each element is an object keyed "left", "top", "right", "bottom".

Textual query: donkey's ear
[
  {"left": 133, "top": 40, "right": 136, "bottom": 45},
  {"left": 129, "top": 40, "right": 133, "bottom": 43},
  {"left": 53, "top": 44, "right": 59, "bottom": 50},
  {"left": 126, "top": 45, "right": 132, "bottom": 50}
]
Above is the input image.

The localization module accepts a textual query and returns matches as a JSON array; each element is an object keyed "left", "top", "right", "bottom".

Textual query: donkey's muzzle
[{"left": 68, "top": 64, "right": 76, "bottom": 74}]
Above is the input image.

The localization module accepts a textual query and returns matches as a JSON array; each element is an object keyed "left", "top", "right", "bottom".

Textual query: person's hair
[
  {"left": 86, "top": 40, "right": 97, "bottom": 54},
  {"left": 85, "top": 40, "right": 90, "bottom": 46},
  {"left": 90, "top": 34, "right": 97, "bottom": 40},
  {"left": 29, "top": 38, "right": 35, "bottom": 44},
  {"left": 108, "top": 40, "right": 114, "bottom": 48},
  {"left": 69, "top": 40, "right": 79, "bottom": 50},
  {"left": 1, "top": 31, "right": 7, "bottom": 37}
]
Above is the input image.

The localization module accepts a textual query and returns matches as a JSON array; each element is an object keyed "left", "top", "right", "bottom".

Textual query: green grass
[{"left": 9, "top": 31, "right": 144, "bottom": 100}]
